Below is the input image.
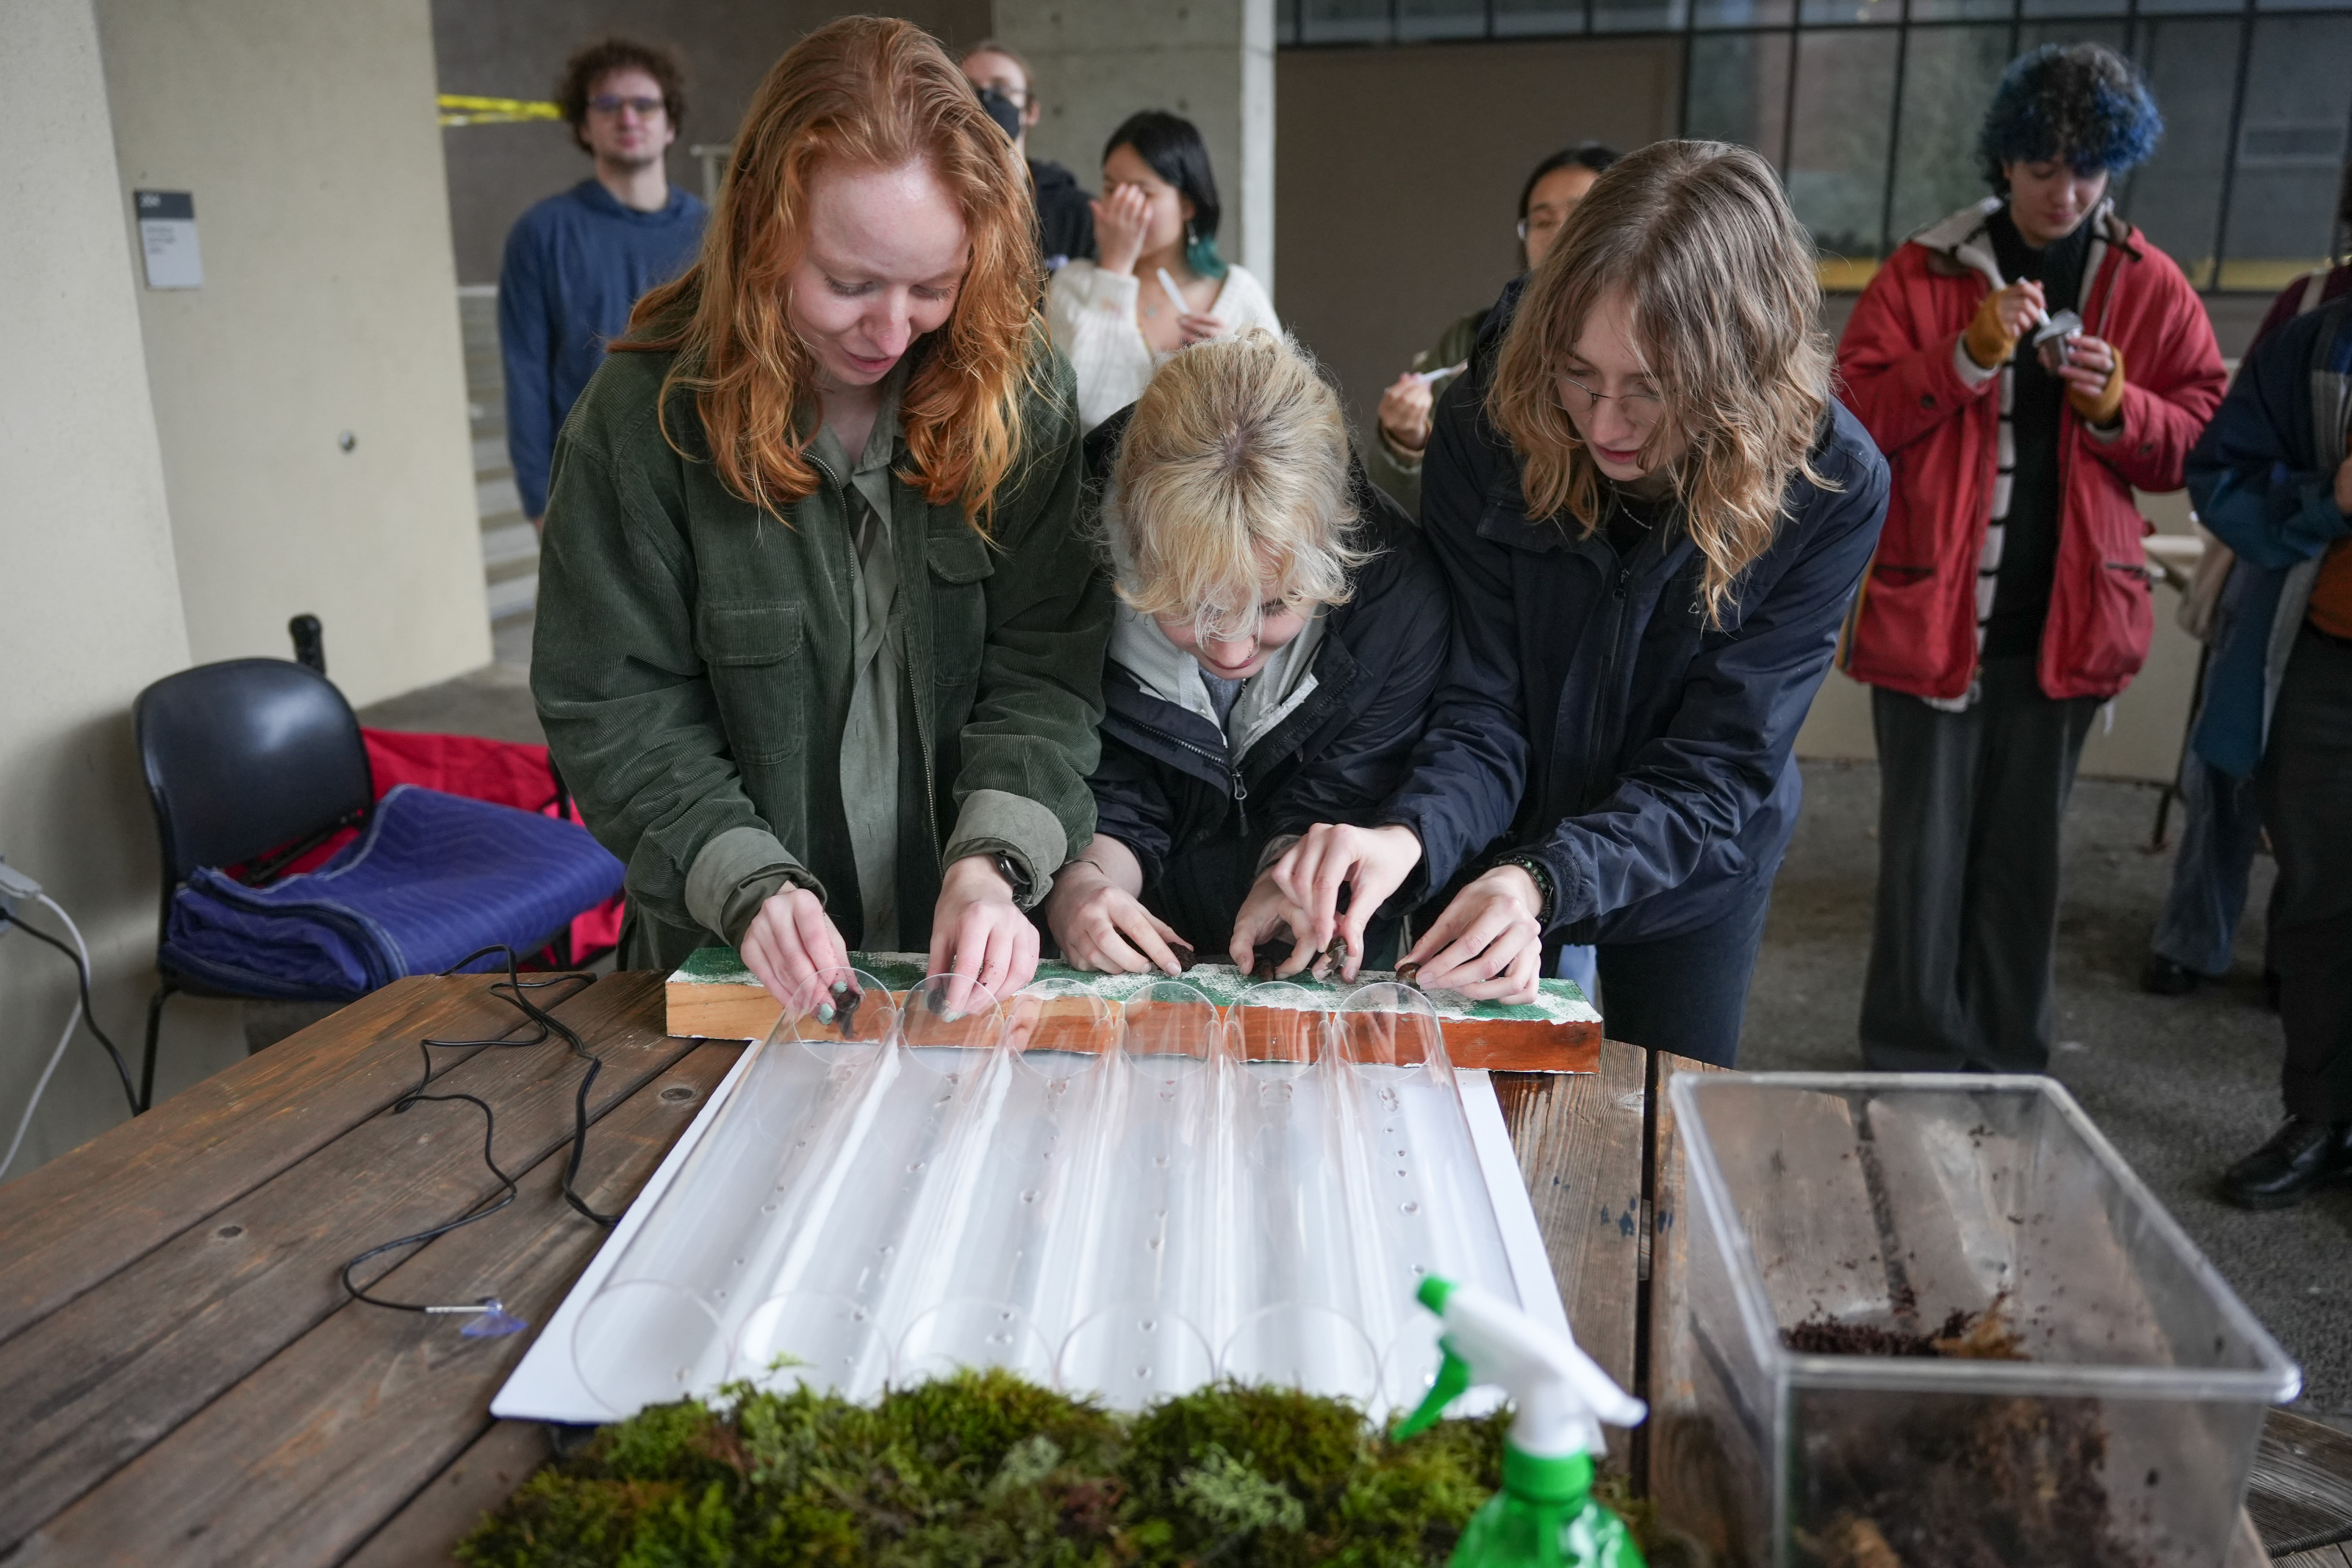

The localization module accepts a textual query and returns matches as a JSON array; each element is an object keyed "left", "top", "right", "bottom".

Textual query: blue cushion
[{"left": 162, "top": 784, "right": 625, "bottom": 999}]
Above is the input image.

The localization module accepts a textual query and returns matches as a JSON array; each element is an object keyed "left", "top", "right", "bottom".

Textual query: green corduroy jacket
[{"left": 531, "top": 339, "right": 1111, "bottom": 973}]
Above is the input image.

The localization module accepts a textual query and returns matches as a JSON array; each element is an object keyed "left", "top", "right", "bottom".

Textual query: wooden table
[{"left": 0, "top": 975, "right": 2340, "bottom": 1566}]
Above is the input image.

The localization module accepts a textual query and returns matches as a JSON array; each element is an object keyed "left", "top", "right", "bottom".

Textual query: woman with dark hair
[
  {"left": 1838, "top": 43, "right": 2225, "bottom": 1072},
  {"left": 1252, "top": 142, "right": 1890, "bottom": 1065},
  {"left": 532, "top": 17, "right": 1111, "bottom": 1009},
  {"left": 1370, "top": 142, "right": 1619, "bottom": 514},
  {"left": 1046, "top": 109, "right": 1279, "bottom": 431}
]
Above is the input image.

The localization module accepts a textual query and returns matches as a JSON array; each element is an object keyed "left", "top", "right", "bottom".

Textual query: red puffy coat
[{"left": 1835, "top": 200, "right": 2227, "bottom": 701}]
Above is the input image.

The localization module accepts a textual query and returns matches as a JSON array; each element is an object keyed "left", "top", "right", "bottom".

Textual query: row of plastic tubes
[{"left": 572, "top": 969, "right": 1520, "bottom": 1417}]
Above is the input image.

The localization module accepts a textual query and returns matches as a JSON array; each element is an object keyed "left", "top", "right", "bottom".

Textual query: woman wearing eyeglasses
[
  {"left": 1369, "top": 142, "right": 1618, "bottom": 516},
  {"left": 1251, "top": 140, "right": 1890, "bottom": 1065}
]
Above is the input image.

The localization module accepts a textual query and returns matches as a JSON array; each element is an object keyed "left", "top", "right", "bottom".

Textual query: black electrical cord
[
  {"left": 340, "top": 944, "right": 617, "bottom": 1317},
  {"left": 9, "top": 915, "right": 141, "bottom": 1118}
]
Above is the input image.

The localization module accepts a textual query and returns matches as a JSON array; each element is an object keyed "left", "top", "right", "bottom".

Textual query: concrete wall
[
  {"left": 0, "top": 0, "right": 243, "bottom": 1184},
  {"left": 434, "top": 1, "right": 993, "bottom": 287},
  {"left": 98, "top": 0, "right": 490, "bottom": 710},
  {"left": 993, "top": 0, "right": 1277, "bottom": 286},
  {"left": 1274, "top": 37, "right": 1685, "bottom": 434}
]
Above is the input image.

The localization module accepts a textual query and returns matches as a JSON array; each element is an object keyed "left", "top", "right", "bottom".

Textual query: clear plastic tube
[
  {"left": 1055, "top": 980, "right": 1230, "bottom": 1407},
  {"left": 1331, "top": 982, "right": 1518, "bottom": 1405},
  {"left": 731, "top": 974, "right": 1007, "bottom": 1400},
  {"left": 570, "top": 968, "right": 897, "bottom": 1417},
  {"left": 890, "top": 985, "right": 1119, "bottom": 1384}
]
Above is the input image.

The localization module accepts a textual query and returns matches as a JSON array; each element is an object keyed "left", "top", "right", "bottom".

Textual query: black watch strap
[{"left": 993, "top": 852, "right": 1033, "bottom": 902}]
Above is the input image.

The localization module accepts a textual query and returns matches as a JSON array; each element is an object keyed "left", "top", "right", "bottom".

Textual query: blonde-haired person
[
  {"left": 1252, "top": 142, "right": 1890, "bottom": 1066},
  {"left": 1046, "top": 111, "right": 1280, "bottom": 432},
  {"left": 1044, "top": 331, "right": 1450, "bottom": 974},
  {"left": 532, "top": 17, "right": 1111, "bottom": 1009}
]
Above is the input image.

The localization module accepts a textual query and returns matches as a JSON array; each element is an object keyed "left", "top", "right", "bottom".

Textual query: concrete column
[{"left": 993, "top": 0, "right": 1277, "bottom": 292}]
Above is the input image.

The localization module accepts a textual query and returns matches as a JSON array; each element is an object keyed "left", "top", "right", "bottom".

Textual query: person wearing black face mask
[{"left": 961, "top": 40, "right": 1096, "bottom": 273}]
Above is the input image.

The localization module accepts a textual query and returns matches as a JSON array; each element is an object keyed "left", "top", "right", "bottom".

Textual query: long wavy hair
[
  {"left": 620, "top": 17, "right": 1043, "bottom": 533},
  {"left": 1488, "top": 140, "right": 1834, "bottom": 626}
]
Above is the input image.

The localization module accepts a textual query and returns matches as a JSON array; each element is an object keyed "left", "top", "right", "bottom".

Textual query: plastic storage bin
[{"left": 1670, "top": 1072, "right": 2300, "bottom": 1568}]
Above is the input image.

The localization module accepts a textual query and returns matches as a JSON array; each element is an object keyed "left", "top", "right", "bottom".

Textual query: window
[{"left": 1280, "top": 0, "right": 2352, "bottom": 290}]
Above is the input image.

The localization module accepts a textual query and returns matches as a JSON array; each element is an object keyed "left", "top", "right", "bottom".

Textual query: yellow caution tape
[{"left": 438, "top": 94, "right": 562, "bottom": 128}]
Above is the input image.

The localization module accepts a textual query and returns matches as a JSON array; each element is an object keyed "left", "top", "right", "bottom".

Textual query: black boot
[
  {"left": 2220, "top": 1118, "right": 2352, "bottom": 1210},
  {"left": 2140, "top": 954, "right": 2204, "bottom": 996}
]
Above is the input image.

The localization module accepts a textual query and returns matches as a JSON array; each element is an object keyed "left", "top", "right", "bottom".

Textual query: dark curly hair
[
  {"left": 556, "top": 37, "right": 686, "bottom": 155},
  {"left": 1978, "top": 43, "right": 2162, "bottom": 193}
]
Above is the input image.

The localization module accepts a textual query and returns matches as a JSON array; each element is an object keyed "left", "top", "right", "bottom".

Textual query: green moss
[{"left": 459, "top": 1372, "right": 1669, "bottom": 1568}]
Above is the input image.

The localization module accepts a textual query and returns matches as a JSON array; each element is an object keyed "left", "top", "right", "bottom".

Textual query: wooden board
[
  {"left": 0, "top": 973, "right": 689, "bottom": 1556},
  {"left": 670, "top": 978, "right": 1602, "bottom": 1073},
  {"left": 4, "top": 1040, "right": 740, "bottom": 1567},
  {"left": 0, "top": 974, "right": 558, "bottom": 1343},
  {"left": 2251, "top": 1409, "right": 2352, "bottom": 1556},
  {"left": 1494, "top": 1040, "right": 1646, "bottom": 1475}
]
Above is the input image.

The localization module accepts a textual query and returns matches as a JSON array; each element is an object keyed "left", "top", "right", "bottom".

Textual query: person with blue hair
[{"left": 1836, "top": 43, "right": 2227, "bottom": 1073}]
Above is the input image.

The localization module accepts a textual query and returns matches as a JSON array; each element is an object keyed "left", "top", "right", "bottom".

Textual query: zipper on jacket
[
  {"left": 1117, "top": 708, "right": 1258, "bottom": 828},
  {"left": 1581, "top": 555, "right": 1635, "bottom": 812},
  {"left": 1231, "top": 767, "right": 1250, "bottom": 836}
]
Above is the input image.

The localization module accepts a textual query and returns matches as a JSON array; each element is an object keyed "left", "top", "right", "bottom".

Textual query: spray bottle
[{"left": 1394, "top": 1275, "right": 1649, "bottom": 1568}]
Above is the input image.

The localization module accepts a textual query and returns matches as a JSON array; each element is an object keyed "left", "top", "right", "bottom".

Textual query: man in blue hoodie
[{"left": 498, "top": 37, "right": 708, "bottom": 528}]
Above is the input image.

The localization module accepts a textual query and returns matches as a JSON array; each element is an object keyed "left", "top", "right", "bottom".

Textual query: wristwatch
[
  {"left": 1491, "top": 852, "right": 1557, "bottom": 929},
  {"left": 992, "top": 852, "right": 1033, "bottom": 902}
]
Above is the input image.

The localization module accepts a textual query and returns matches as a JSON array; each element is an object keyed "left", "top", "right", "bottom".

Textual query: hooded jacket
[
  {"left": 1083, "top": 409, "right": 1452, "bottom": 957},
  {"left": 1836, "top": 198, "right": 2226, "bottom": 702},
  {"left": 2185, "top": 295, "right": 2352, "bottom": 777},
  {"left": 1379, "top": 281, "right": 1890, "bottom": 950}
]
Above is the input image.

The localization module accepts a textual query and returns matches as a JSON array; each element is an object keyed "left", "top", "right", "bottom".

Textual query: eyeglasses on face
[
  {"left": 589, "top": 94, "right": 664, "bottom": 118},
  {"left": 1556, "top": 373, "right": 1666, "bottom": 422}
]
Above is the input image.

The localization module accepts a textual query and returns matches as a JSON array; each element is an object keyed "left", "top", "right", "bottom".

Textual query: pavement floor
[{"left": 361, "top": 644, "right": 2351, "bottom": 1428}]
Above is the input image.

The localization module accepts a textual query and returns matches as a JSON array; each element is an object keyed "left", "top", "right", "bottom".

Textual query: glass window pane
[
  {"left": 1593, "top": 0, "right": 1687, "bottom": 32},
  {"left": 2220, "top": 15, "right": 2352, "bottom": 289},
  {"left": 2121, "top": 17, "right": 2240, "bottom": 288},
  {"left": 1801, "top": 0, "right": 1901, "bottom": 24},
  {"left": 1399, "top": 0, "right": 1492, "bottom": 37},
  {"left": 1495, "top": 0, "right": 1590, "bottom": 32},
  {"left": 1787, "top": 29, "right": 1902, "bottom": 258},
  {"left": 1887, "top": 25, "right": 2013, "bottom": 239},
  {"left": 2016, "top": 19, "right": 2124, "bottom": 49},
  {"left": 1695, "top": 0, "right": 1793, "bottom": 26},
  {"left": 1685, "top": 31, "right": 1796, "bottom": 163},
  {"left": 1299, "top": 0, "right": 1394, "bottom": 43},
  {"left": 1911, "top": 0, "right": 2016, "bottom": 24},
  {"left": 2022, "top": 0, "right": 2125, "bottom": 21}
]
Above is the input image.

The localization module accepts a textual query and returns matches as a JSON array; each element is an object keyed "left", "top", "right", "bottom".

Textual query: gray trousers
[
  {"left": 2259, "top": 625, "right": 2352, "bottom": 1123},
  {"left": 2149, "top": 752, "right": 2265, "bottom": 978},
  {"left": 1861, "top": 655, "right": 2101, "bottom": 1072}
]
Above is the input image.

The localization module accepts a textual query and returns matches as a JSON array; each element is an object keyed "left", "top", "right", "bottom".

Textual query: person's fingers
[
  {"left": 970, "top": 916, "right": 1014, "bottom": 1015},
  {"left": 790, "top": 893, "right": 847, "bottom": 977},
  {"left": 1413, "top": 896, "right": 1530, "bottom": 989},
  {"left": 1113, "top": 901, "right": 1184, "bottom": 977},
  {"left": 1007, "top": 918, "right": 1041, "bottom": 998},
  {"left": 1399, "top": 891, "right": 1476, "bottom": 971},
  {"left": 740, "top": 917, "right": 790, "bottom": 1007},
  {"left": 1227, "top": 896, "right": 1280, "bottom": 973}
]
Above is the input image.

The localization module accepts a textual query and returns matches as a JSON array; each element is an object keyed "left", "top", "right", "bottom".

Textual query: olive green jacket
[
  {"left": 531, "top": 342, "right": 1111, "bottom": 972},
  {"left": 1367, "top": 306, "right": 1487, "bottom": 518}
]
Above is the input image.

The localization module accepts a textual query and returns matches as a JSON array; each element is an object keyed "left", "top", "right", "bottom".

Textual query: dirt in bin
[{"left": 1781, "top": 1295, "right": 2151, "bottom": 1568}]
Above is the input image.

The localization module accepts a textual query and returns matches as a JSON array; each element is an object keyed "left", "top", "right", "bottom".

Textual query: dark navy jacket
[
  {"left": 1084, "top": 412, "right": 1452, "bottom": 957},
  {"left": 498, "top": 179, "right": 706, "bottom": 519},
  {"left": 1382, "top": 287, "right": 1890, "bottom": 948},
  {"left": 2185, "top": 294, "right": 2352, "bottom": 778}
]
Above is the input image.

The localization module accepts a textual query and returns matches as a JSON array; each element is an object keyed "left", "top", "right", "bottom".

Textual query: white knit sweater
[{"left": 1045, "top": 259, "right": 1281, "bottom": 431}]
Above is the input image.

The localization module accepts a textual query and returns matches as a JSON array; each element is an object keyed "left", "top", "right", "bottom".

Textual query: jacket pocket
[
  {"left": 695, "top": 600, "right": 804, "bottom": 766},
  {"left": 2076, "top": 558, "right": 2155, "bottom": 689},
  {"left": 926, "top": 528, "right": 994, "bottom": 687}
]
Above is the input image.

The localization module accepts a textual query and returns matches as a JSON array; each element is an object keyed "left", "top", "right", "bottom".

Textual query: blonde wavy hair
[
  {"left": 1108, "top": 331, "right": 1372, "bottom": 639},
  {"left": 619, "top": 17, "right": 1043, "bottom": 534},
  {"left": 1488, "top": 140, "right": 1835, "bottom": 625}
]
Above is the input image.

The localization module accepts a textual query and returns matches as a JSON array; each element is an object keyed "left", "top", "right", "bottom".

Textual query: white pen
[
  {"left": 1413, "top": 361, "right": 1469, "bottom": 385},
  {"left": 1156, "top": 266, "right": 1187, "bottom": 313}
]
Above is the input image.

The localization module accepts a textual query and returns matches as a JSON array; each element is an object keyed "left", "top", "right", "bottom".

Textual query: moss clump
[{"left": 461, "top": 1370, "right": 1546, "bottom": 1567}]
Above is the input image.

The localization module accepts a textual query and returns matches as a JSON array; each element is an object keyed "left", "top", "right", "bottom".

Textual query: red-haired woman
[{"left": 533, "top": 17, "right": 1110, "bottom": 1008}]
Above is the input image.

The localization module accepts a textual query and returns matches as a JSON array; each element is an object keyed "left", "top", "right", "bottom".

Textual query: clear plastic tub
[{"left": 1671, "top": 1072, "right": 2302, "bottom": 1568}]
